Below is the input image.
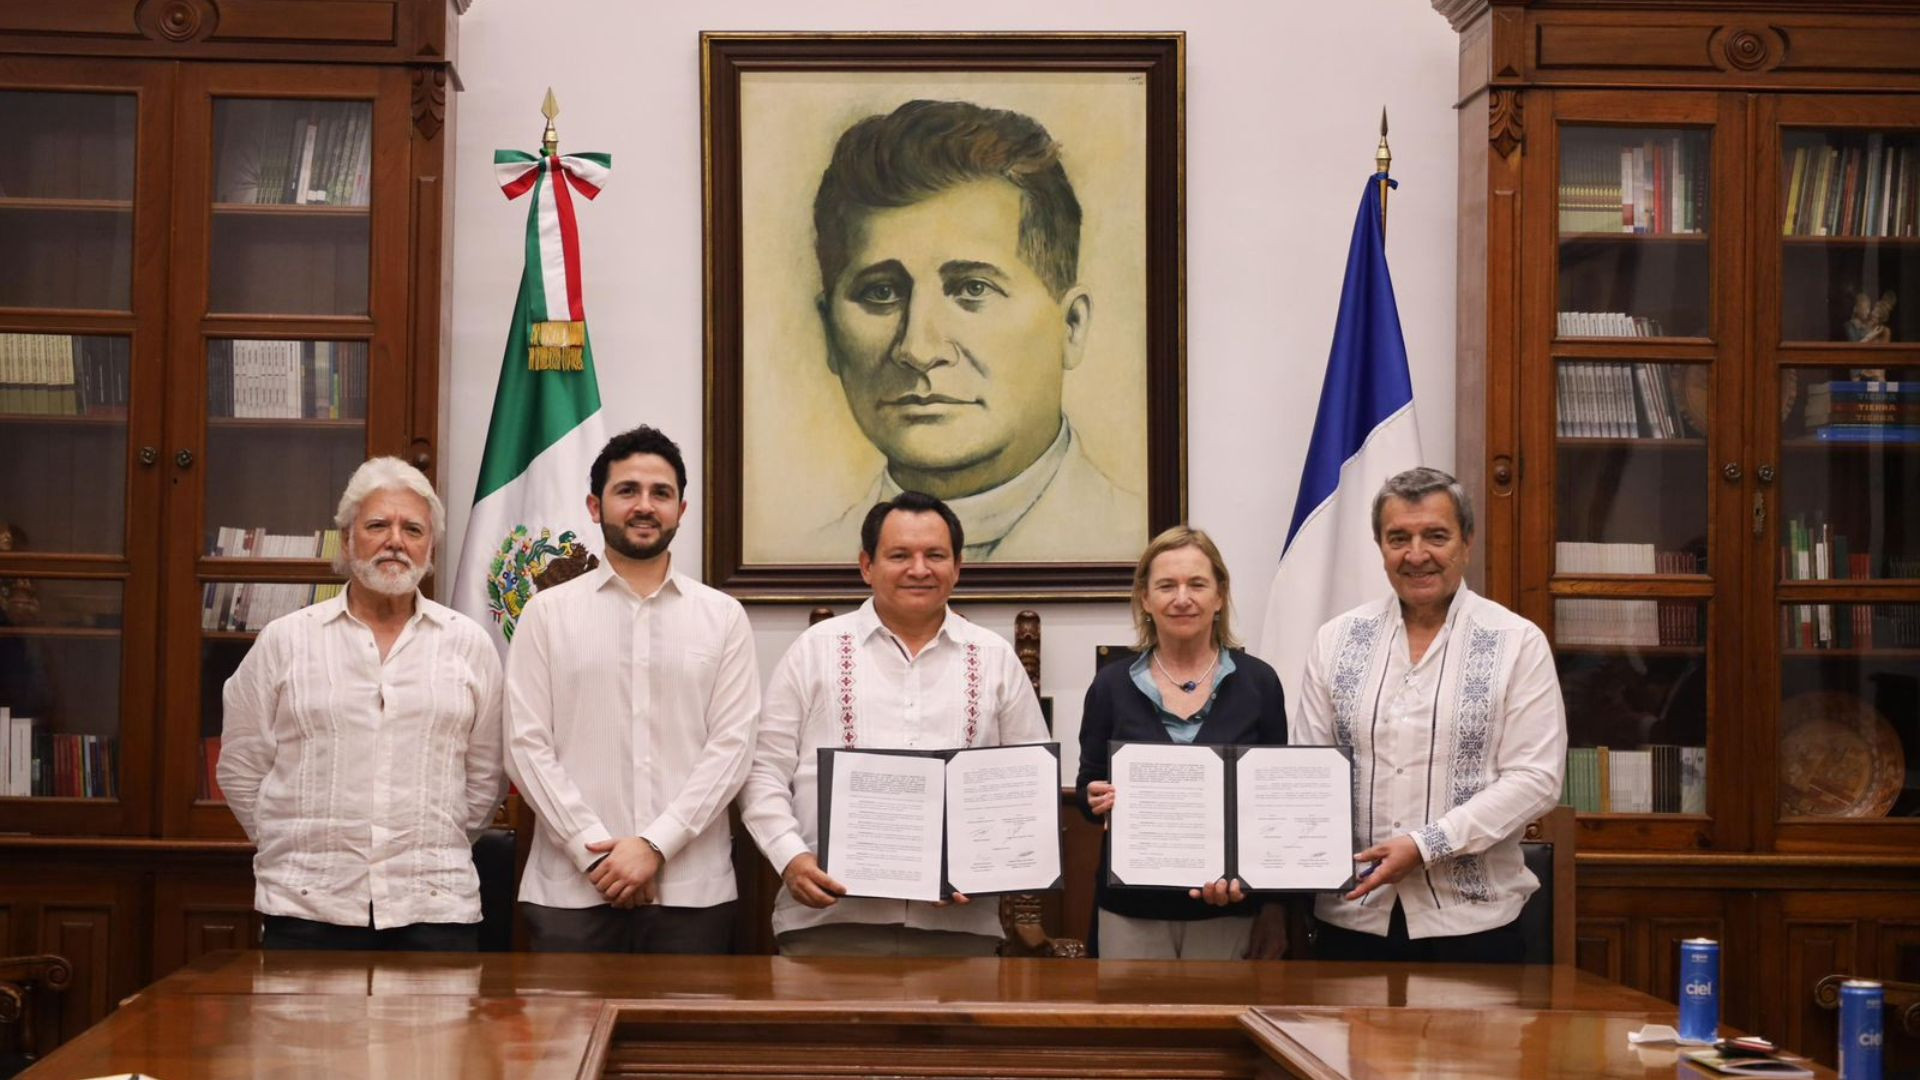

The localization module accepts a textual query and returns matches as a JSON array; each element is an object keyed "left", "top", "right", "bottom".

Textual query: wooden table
[
  {"left": 1242, "top": 1006, "right": 1837, "bottom": 1080},
  {"left": 17, "top": 952, "right": 1782, "bottom": 1079}
]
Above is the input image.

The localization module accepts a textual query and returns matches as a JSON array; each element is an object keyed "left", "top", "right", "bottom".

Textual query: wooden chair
[
  {"left": 0, "top": 954, "right": 71, "bottom": 1079},
  {"left": 1518, "top": 804, "right": 1577, "bottom": 965},
  {"left": 999, "top": 610, "right": 1087, "bottom": 957}
]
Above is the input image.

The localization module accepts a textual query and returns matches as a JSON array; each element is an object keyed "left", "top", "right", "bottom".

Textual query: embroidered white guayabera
[{"left": 1296, "top": 587, "right": 1566, "bottom": 940}]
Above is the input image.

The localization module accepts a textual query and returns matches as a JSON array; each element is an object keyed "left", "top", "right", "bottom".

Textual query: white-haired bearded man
[{"left": 219, "top": 456, "right": 506, "bottom": 950}]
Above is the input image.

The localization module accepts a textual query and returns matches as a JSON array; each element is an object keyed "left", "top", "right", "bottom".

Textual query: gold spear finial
[
  {"left": 1376, "top": 107, "right": 1392, "bottom": 236},
  {"left": 541, "top": 87, "right": 560, "bottom": 157}
]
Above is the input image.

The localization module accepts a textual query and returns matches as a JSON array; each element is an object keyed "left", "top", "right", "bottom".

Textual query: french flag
[{"left": 1257, "top": 175, "right": 1424, "bottom": 707}]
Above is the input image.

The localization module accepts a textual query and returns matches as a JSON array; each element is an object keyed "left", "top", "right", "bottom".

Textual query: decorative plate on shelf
[
  {"left": 1777, "top": 691, "right": 1904, "bottom": 818},
  {"left": 1666, "top": 365, "right": 1711, "bottom": 437}
]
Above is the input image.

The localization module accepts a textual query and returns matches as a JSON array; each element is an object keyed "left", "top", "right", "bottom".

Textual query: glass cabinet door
[
  {"left": 208, "top": 98, "right": 373, "bottom": 316},
  {"left": 1762, "top": 99, "right": 1920, "bottom": 848},
  {"left": 1545, "top": 109, "right": 1731, "bottom": 844},
  {"left": 164, "top": 66, "right": 408, "bottom": 837},
  {"left": 0, "top": 66, "right": 167, "bottom": 835},
  {"left": 1557, "top": 125, "right": 1713, "bottom": 340}
]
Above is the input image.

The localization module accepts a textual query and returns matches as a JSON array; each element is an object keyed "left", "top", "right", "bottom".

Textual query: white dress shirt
[
  {"left": 506, "top": 561, "right": 760, "bottom": 909},
  {"left": 219, "top": 590, "right": 506, "bottom": 929},
  {"left": 1296, "top": 587, "right": 1566, "bottom": 940},
  {"left": 740, "top": 600, "right": 1049, "bottom": 940}
]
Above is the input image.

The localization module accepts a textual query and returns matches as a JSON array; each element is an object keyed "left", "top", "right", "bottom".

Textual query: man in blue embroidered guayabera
[
  {"left": 740, "top": 491, "right": 1050, "bottom": 956},
  {"left": 1295, "top": 467, "right": 1566, "bottom": 963}
]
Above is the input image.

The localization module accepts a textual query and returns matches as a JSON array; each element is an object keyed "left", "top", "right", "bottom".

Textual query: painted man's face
[{"left": 821, "top": 179, "right": 1091, "bottom": 497}]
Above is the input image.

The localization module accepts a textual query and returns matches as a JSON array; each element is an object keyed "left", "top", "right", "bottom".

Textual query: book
[
  {"left": 1678, "top": 1048, "right": 1814, "bottom": 1077},
  {"left": 8, "top": 712, "right": 33, "bottom": 798},
  {"left": 201, "top": 736, "right": 225, "bottom": 802},
  {"left": 817, "top": 743, "right": 1062, "bottom": 901},
  {"left": 1814, "top": 424, "right": 1920, "bottom": 442},
  {"left": 1105, "top": 742, "right": 1356, "bottom": 894}
]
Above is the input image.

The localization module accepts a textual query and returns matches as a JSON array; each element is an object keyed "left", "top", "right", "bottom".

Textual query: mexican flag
[{"left": 452, "top": 148, "right": 612, "bottom": 654}]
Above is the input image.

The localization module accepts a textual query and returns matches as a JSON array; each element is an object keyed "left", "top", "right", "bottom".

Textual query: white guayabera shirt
[
  {"left": 1296, "top": 587, "right": 1567, "bottom": 940},
  {"left": 741, "top": 600, "right": 1049, "bottom": 940},
  {"left": 220, "top": 590, "right": 506, "bottom": 928}
]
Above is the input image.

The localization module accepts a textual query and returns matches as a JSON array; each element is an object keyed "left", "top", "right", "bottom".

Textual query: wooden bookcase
[
  {"left": 0, "top": 0, "right": 459, "bottom": 1053},
  {"left": 1440, "top": 0, "right": 1920, "bottom": 1069}
]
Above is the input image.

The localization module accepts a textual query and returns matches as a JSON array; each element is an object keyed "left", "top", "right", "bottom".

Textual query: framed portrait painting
[{"left": 702, "top": 32, "right": 1185, "bottom": 600}]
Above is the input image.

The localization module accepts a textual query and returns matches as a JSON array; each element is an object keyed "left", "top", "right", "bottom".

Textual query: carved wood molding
[
  {"left": 1015, "top": 610, "right": 1041, "bottom": 695},
  {"left": 0, "top": 954, "right": 73, "bottom": 1024},
  {"left": 1710, "top": 24, "right": 1787, "bottom": 73},
  {"left": 134, "top": 0, "right": 217, "bottom": 44},
  {"left": 412, "top": 67, "right": 449, "bottom": 141},
  {"left": 1489, "top": 88, "right": 1523, "bottom": 159},
  {"left": 1431, "top": 0, "right": 1490, "bottom": 33}
]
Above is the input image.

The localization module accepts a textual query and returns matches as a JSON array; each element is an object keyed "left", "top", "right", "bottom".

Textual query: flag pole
[{"left": 1376, "top": 107, "right": 1392, "bottom": 237}]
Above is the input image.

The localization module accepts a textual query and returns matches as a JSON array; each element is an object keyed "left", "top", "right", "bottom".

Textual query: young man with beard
[
  {"left": 219, "top": 457, "right": 506, "bottom": 950},
  {"left": 505, "top": 426, "right": 760, "bottom": 953}
]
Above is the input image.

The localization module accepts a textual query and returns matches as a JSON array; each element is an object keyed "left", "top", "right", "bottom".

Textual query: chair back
[
  {"left": 471, "top": 825, "right": 519, "bottom": 952},
  {"left": 0, "top": 954, "right": 71, "bottom": 1078},
  {"left": 1516, "top": 805, "right": 1577, "bottom": 964}
]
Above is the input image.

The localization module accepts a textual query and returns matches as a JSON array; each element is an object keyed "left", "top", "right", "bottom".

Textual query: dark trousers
[
  {"left": 261, "top": 913, "right": 478, "bottom": 952},
  {"left": 1311, "top": 901, "right": 1526, "bottom": 964},
  {"left": 521, "top": 900, "right": 737, "bottom": 954}
]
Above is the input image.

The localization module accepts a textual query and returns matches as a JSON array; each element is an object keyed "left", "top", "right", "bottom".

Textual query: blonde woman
[{"left": 1075, "top": 526, "right": 1289, "bottom": 959}]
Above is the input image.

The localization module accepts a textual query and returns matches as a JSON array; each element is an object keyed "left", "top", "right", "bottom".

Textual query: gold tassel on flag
[{"left": 528, "top": 320, "right": 585, "bottom": 371}]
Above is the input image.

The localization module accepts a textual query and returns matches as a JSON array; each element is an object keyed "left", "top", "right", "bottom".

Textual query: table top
[
  {"left": 1243, "top": 1006, "right": 1837, "bottom": 1080},
  {"left": 140, "top": 949, "right": 1669, "bottom": 1009},
  {"left": 23, "top": 952, "right": 1697, "bottom": 1080}
]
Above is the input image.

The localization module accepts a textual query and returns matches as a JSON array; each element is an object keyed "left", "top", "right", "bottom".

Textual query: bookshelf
[
  {"left": 0, "top": 1, "right": 461, "bottom": 1052},
  {"left": 1441, "top": 0, "right": 1920, "bottom": 1069}
]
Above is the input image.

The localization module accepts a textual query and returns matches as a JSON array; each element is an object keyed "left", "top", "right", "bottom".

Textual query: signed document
[
  {"left": 945, "top": 743, "right": 1062, "bottom": 896},
  {"left": 1108, "top": 742, "right": 1355, "bottom": 893},
  {"left": 1108, "top": 742, "right": 1227, "bottom": 888},
  {"left": 818, "top": 744, "right": 1062, "bottom": 901},
  {"left": 1234, "top": 745, "right": 1354, "bottom": 892}
]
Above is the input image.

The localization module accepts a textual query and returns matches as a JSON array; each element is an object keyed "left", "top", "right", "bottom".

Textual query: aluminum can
[
  {"left": 1677, "top": 937, "right": 1719, "bottom": 1043},
  {"left": 1838, "top": 978, "right": 1883, "bottom": 1080}
]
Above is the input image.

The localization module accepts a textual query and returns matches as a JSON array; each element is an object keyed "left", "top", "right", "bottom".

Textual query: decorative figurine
[{"left": 1844, "top": 290, "right": 1896, "bottom": 343}]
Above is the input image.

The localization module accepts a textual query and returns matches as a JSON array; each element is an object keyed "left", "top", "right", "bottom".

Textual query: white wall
[{"left": 443, "top": 0, "right": 1461, "bottom": 775}]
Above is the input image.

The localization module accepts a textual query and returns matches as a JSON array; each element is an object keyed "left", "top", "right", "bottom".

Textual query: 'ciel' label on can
[
  {"left": 1838, "top": 978, "right": 1883, "bottom": 1080},
  {"left": 1677, "top": 938, "right": 1720, "bottom": 1043}
]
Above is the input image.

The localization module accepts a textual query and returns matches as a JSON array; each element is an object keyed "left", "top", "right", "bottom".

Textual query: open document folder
[
  {"left": 1108, "top": 743, "right": 1357, "bottom": 893},
  {"left": 818, "top": 743, "right": 1063, "bottom": 902}
]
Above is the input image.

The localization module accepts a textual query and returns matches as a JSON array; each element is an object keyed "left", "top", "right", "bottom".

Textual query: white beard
[{"left": 350, "top": 553, "right": 429, "bottom": 597}]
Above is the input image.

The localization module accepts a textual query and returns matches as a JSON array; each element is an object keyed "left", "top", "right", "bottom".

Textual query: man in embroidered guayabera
[
  {"left": 506, "top": 426, "right": 761, "bottom": 954},
  {"left": 740, "top": 490, "right": 1049, "bottom": 956},
  {"left": 220, "top": 457, "right": 506, "bottom": 951},
  {"left": 1295, "top": 467, "right": 1567, "bottom": 963}
]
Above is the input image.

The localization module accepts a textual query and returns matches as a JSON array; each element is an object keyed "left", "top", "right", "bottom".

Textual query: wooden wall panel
[
  {"left": 38, "top": 903, "right": 114, "bottom": 1044},
  {"left": 210, "top": 1, "right": 397, "bottom": 46},
  {"left": 1574, "top": 916, "right": 1628, "bottom": 983},
  {"left": 1535, "top": 23, "right": 1718, "bottom": 71},
  {"left": 152, "top": 870, "right": 259, "bottom": 976}
]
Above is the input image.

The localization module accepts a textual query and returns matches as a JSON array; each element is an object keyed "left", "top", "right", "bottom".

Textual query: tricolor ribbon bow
[{"left": 496, "top": 149, "right": 612, "bottom": 371}]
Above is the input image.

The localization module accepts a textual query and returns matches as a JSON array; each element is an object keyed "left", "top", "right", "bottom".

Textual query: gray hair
[
  {"left": 1371, "top": 467, "right": 1474, "bottom": 541},
  {"left": 332, "top": 457, "right": 445, "bottom": 572}
]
